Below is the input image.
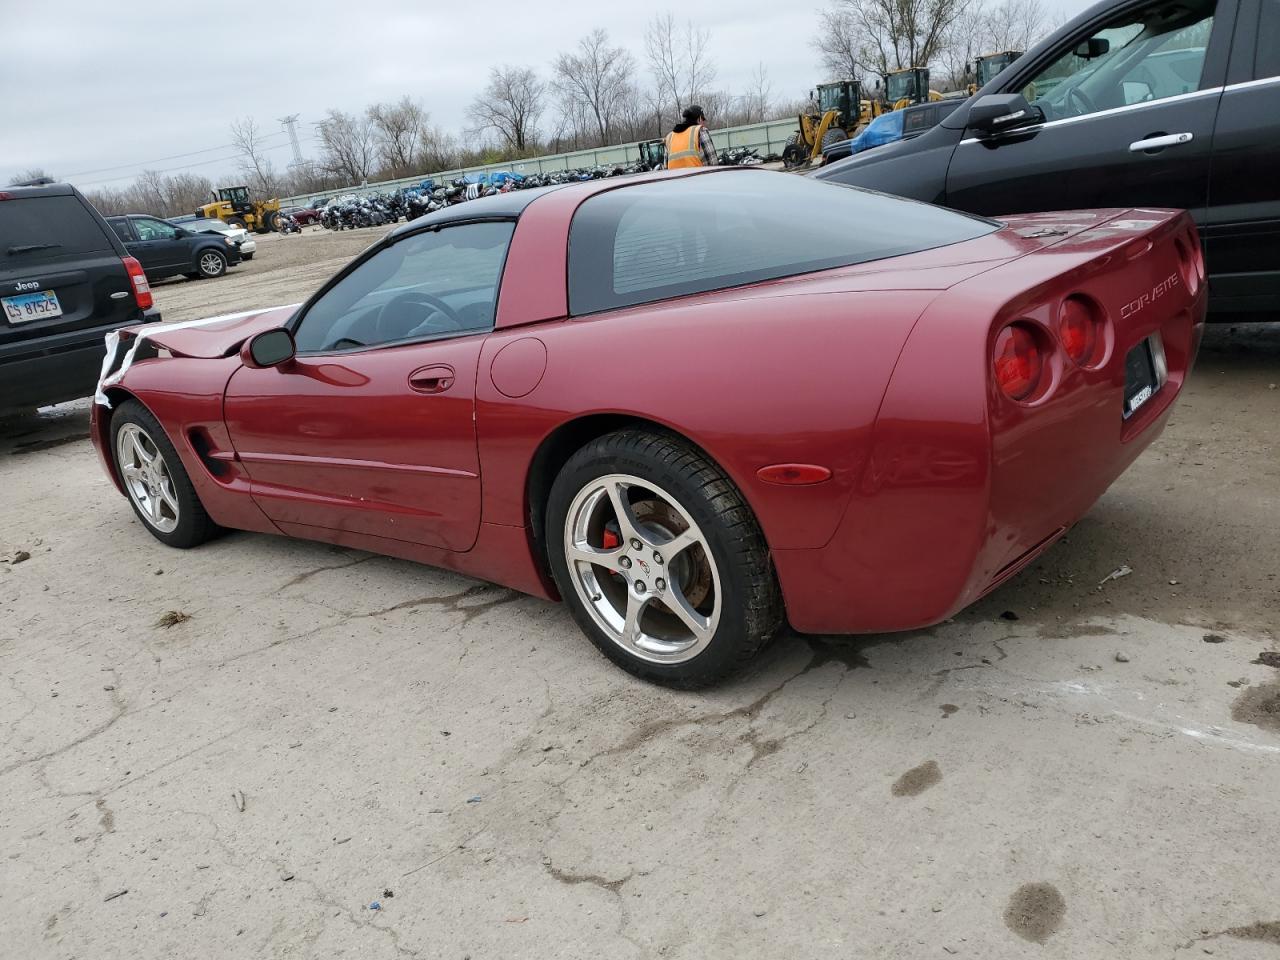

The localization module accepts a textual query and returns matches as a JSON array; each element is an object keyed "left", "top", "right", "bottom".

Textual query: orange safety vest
[{"left": 664, "top": 125, "right": 704, "bottom": 168}]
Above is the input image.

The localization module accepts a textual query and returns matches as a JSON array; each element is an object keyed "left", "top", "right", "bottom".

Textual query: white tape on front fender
[{"left": 93, "top": 304, "right": 297, "bottom": 408}]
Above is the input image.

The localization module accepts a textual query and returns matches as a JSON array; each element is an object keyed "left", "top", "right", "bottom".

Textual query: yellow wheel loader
[
  {"left": 197, "top": 186, "right": 282, "bottom": 235},
  {"left": 782, "top": 79, "right": 881, "bottom": 169}
]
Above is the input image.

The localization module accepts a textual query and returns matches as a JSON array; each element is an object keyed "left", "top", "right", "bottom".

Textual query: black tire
[
  {"left": 820, "top": 128, "right": 848, "bottom": 150},
  {"left": 257, "top": 211, "right": 279, "bottom": 234},
  {"left": 781, "top": 135, "right": 808, "bottom": 169},
  {"left": 195, "top": 248, "right": 227, "bottom": 278},
  {"left": 546, "top": 429, "right": 782, "bottom": 687},
  {"left": 109, "top": 400, "right": 220, "bottom": 548},
  {"left": 227, "top": 217, "right": 249, "bottom": 230}
]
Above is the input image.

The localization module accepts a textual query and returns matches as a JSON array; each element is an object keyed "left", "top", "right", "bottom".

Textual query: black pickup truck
[
  {"left": 815, "top": 0, "right": 1280, "bottom": 319},
  {"left": 1, "top": 182, "right": 161, "bottom": 412}
]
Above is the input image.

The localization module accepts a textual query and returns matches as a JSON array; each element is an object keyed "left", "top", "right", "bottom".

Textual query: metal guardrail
[{"left": 280, "top": 117, "right": 799, "bottom": 205}]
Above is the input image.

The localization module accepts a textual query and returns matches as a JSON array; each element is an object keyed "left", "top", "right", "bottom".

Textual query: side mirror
[
  {"left": 173, "top": 227, "right": 190, "bottom": 238},
  {"left": 967, "top": 93, "right": 1043, "bottom": 136},
  {"left": 1074, "top": 37, "right": 1110, "bottom": 59},
  {"left": 241, "top": 327, "right": 296, "bottom": 369}
]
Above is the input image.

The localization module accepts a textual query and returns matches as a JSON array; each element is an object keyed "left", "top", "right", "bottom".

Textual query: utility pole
[{"left": 279, "top": 114, "right": 305, "bottom": 168}]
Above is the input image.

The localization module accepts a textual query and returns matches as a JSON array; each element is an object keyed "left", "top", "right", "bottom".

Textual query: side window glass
[
  {"left": 135, "top": 218, "right": 177, "bottom": 241},
  {"left": 292, "top": 221, "right": 515, "bottom": 354},
  {"left": 1258, "top": 0, "right": 1280, "bottom": 79},
  {"left": 1019, "top": 0, "right": 1214, "bottom": 121},
  {"left": 108, "top": 220, "right": 132, "bottom": 242}
]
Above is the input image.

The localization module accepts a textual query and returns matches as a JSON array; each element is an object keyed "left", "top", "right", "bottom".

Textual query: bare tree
[
  {"left": 471, "top": 65, "right": 545, "bottom": 153},
  {"left": 552, "top": 29, "right": 637, "bottom": 146},
  {"left": 8, "top": 167, "right": 53, "bottom": 185},
  {"left": 316, "top": 109, "right": 377, "bottom": 183},
  {"left": 814, "top": 6, "right": 867, "bottom": 80},
  {"left": 83, "top": 171, "right": 214, "bottom": 218},
  {"left": 368, "top": 97, "right": 429, "bottom": 177},
  {"left": 744, "top": 62, "right": 773, "bottom": 122},
  {"left": 983, "top": 0, "right": 1046, "bottom": 52},
  {"left": 814, "top": 0, "right": 965, "bottom": 80},
  {"left": 644, "top": 13, "right": 717, "bottom": 115},
  {"left": 229, "top": 117, "right": 281, "bottom": 196}
]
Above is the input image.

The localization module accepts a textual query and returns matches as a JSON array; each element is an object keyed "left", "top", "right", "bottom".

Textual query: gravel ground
[{"left": 1, "top": 226, "right": 1278, "bottom": 959}]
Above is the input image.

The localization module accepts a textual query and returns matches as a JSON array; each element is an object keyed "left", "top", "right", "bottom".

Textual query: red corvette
[{"left": 91, "top": 168, "right": 1205, "bottom": 686}]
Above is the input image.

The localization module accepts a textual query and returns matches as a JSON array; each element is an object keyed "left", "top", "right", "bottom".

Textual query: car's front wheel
[
  {"left": 547, "top": 430, "right": 782, "bottom": 687},
  {"left": 111, "top": 400, "right": 219, "bottom": 548},
  {"left": 195, "top": 249, "right": 227, "bottom": 278}
]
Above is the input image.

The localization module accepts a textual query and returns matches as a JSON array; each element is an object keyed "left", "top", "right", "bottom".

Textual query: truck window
[{"left": 1019, "top": 0, "right": 1215, "bottom": 120}]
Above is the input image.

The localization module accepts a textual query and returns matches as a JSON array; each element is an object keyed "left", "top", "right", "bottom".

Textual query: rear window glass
[
  {"left": 568, "top": 172, "right": 997, "bottom": 315},
  {"left": 0, "top": 195, "right": 115, "bottom": 264}
]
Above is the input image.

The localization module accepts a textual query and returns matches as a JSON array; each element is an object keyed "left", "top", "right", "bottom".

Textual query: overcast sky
[{"left": 1, "top": 0, "right": 1095, "bottom": 191}]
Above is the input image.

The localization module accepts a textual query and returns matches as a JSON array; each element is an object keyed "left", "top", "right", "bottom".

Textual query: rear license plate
[
  {"left": 1123, "top": 337, "right": 1160, "bottom": 418},
  {"left": 2, "top": 290, "right": 62, "bottom": 324}
]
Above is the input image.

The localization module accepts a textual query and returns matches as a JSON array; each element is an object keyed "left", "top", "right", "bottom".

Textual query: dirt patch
[
  {"left": 1251, "top": 651, "right": 1280, "bottom": 668},
  {"left": 155, "top": 610, "right": 192, "bottom": 629},
  {"left": 891, "top": 760, "right": 941, "bottom": 797},
  {"left": 1004, "top": 882, "right": 1066, "bottom": 943},
  {"left": 940, "top": 704, "right": 959, "bottom": 718},
  {"left": 1231, "top": 681, "right": 1280, "bottom": 733},
  {"left": 1224, "top": 920, "right": 1280, "bottom": 945}
]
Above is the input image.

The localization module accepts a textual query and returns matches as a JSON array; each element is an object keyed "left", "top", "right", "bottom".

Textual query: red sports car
[{"left": 91, "top": 168, "right": 1205, "bottom": 686}]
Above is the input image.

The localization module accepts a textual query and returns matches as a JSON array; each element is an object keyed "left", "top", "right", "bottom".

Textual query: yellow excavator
[
  {"left": 197, "top": 186, "right": 281, "bottom": 234},
  {"left": 782, "top": 79, "right": 881, "bottom": 168},
  {"left": 884, "top": 68, "right": 944, "bottom": 109}
]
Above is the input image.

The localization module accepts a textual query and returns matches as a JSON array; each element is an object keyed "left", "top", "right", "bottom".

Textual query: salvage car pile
[{"left": 312, "top": 148, "right": 768, "bottom": 230}]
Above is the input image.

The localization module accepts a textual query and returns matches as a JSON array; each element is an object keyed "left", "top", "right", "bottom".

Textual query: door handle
[
  {"left": 408, "top": 363, "right": 455, "bottom": 394},
  {"left": 1129, "top": 132, "right": 1193, "bottom": 153}
]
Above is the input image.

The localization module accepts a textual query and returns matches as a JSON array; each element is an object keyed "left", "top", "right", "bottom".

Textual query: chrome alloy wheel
[
  {"left": 199, "top": 252, "right": 225, "bottom": 276},
  {"left": 116, "top": 423, "right": 180, "bottom": 533},
  {"left": 564, "top": 473, "right": 721, "bottom": 664}
]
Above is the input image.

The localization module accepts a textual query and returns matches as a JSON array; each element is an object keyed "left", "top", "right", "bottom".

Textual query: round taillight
[
  {"left": 1058, "top": 296, "right": 1102, "bottom": 366},
  {"left": 993, "top": 323, "right": 1043, "bottom": 402}
]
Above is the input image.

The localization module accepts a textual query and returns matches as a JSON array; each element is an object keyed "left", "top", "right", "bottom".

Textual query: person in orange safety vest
[{"left": 664, "top": 105, "right": 718, "bottom": 168}]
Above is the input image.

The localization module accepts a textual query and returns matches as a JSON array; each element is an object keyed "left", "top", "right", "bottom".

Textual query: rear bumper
[
  {"left": 774, "top": 212, "right": 1207, "bottom": 635},
  {"left": 0, "top": 308, "right": 162, "bottom": 409}
]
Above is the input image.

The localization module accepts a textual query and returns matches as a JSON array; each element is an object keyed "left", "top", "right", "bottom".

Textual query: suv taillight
[{"left": 122, "top": 256, "right": 153, "bottom": 310}]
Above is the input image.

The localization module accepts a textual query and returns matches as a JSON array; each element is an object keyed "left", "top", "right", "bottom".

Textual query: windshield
[{"left": 568, "top": 172, "right": 997, "bottom": 315}]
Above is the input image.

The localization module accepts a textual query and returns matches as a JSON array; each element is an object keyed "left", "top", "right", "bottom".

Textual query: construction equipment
[
  {"left": 884, "top": 68, "right": 944, "bottom": 110},
  {"left": 782, "top": 79, "right": 880, "bottom": 169},
  {"left": 972, "top": 50, "right": 1024, "bottom": 90},
  {"left": 637, "top": 139, "right": 666, "bottom": 171},
  {"left": 197, "top": 186, "right": 282, "bottom": 235}
]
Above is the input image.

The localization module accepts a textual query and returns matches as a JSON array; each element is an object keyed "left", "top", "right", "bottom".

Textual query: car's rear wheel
[
  {"left": 546, "top": 430, "right": 782, "bottom": 687},
  {"left": 110, "top": 401, "right": 219, "bottom": 548},
  {"left": 196, "top": 249, "right": 227, "bottom": 278}
]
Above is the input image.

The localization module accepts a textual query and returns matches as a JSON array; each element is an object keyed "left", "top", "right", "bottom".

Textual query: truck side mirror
[{"left": 966, "top": 93, "right": 1044, "bottom": 136}]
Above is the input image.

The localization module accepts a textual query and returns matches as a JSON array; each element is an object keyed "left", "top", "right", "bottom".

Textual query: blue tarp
[{"left": 850, "top": 111, "right": 904, "bottom": 154}]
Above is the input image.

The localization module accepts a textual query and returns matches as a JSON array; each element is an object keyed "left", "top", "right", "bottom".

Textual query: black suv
[
  {"left": 106, "top": 214, "right": 241, "bottom": 281},
  {"left": 1, "top": 182, "right": 160, "bottom": 412},
  {"left": 815, "top": 0, "right": 1280, "bottom": 319}
]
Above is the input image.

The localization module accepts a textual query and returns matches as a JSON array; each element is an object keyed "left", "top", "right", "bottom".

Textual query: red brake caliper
[{"left": 602, "top": 528, "right": 621, "bottom": 550}]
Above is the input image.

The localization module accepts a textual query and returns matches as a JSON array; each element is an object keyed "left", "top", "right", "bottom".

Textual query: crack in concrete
[
  {"left": 0, "top": 667, "right": 125, "bottom": 778},
  {"left": 277, "top": 554, "right": 375, "bottom": 591}
]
